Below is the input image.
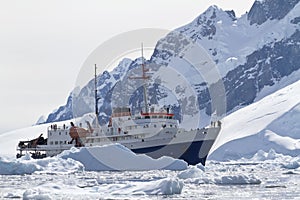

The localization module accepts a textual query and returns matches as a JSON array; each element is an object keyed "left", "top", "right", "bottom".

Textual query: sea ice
[
  {"left": 96, "top": 177, "right": 183, "bottom": 195},
  {"left": 281, "top": 158, "right": 300, "bottom": 169},
  {"left": 177, "top": 166, "right": 204, "bottom": 179},
  {"left": 0, "top": 152, "right": 84, "bottom": 175},
  {"left": 214, "top": 174, "right": 261, "bottom": 185},
  {"left": 59, "top": 144, "right": 188, "bottom": 171},
  {"left": 23, "top": 189, "right": 52, "bottom": 200}
]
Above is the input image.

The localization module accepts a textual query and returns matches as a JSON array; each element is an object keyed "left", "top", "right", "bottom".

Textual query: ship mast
[
  {"left": 94, "top": 64, "right": 100, "bottom": 126},
  {"left": 130, "top": 43, "right": 150, "bottom": 113}
]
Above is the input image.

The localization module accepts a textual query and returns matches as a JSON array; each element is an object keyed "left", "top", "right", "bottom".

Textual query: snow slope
[
  {"left": 175, "top": 2, "right": 300, "bottom": 77},
  {"left": 209, "top": 79, "right": 300, "bottom": 160}
]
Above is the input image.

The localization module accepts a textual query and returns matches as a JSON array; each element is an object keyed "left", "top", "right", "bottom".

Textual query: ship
[{"left": 16, "top": 45, "right": 221, "bottom": 165}]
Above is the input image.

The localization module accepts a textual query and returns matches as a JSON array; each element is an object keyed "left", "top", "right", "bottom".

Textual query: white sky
[{"left": 0, "top": 0, "right": 255, "bottom": 134}]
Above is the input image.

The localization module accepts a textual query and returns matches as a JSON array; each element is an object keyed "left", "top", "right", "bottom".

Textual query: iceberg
[{"left": 59, "top": 144, "right": 188, "bottom": 171}]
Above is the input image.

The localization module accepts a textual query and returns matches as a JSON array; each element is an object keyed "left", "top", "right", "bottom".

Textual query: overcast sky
[{"left": 0, "top": 0, "right": 255, "bottom": 134}]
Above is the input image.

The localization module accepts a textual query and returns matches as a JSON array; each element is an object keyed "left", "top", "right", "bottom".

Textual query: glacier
[{"left": 209, "top": 79, "right": 300, "bottom": 160}]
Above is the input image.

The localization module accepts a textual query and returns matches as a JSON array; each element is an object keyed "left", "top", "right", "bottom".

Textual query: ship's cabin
[
  {"left": 47, "top": 124, "right": 72, "bottom": 146},
  {"left": 104, "top": 106, "right": 178, "bottom": 136}
]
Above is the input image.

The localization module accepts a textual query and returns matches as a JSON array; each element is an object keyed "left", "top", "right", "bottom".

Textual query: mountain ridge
[{"left": 42, "top": 0, "right": 300, "bottom": 128}]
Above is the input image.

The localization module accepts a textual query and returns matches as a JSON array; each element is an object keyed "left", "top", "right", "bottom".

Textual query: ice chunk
[
  {"left": 0, "top": 156, "right": 83, "bottom": 175},
  {"left": 281, "top": 158, "right": 300, "bottom": 169},
  {"left": 59, "top": 143, "right": 188, "bottom": 171},
  {"left": 23, "top": 189, "right": 52, "bottom": 200},
  {"left": 214, "top": 174, "right": 261, "bottom": 185},
  {"left": 0, "top": 156, "right": 39, "bottom": 175},
  {"left": 177, "top": 166, "right": 204, "bottom": 179},
  {"left": 251, "top": 149, "right": 280, "bottom": 161},
  {"left": 3, "top": 193, "right": 22, "bottom": 199},
  {"left": 148, "top": 178, "right": 184, "bottom": 195},
  {"left": 97, "top": 178, "right": 183, "bottom": 195},
  {"left": 196, "top": 163, "right": 205, "bottom": 171}
]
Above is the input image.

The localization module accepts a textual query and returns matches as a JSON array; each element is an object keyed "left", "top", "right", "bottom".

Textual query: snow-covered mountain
[{"left": 44, "top": 0, "right": 300, "bottom": 127}]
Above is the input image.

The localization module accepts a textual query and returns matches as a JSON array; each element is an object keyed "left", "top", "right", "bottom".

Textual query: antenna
[{"left": 129, "top": 43, "right": 150, "bottom": 113}]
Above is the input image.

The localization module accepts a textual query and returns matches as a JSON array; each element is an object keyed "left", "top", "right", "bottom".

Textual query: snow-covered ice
[
  {"left": 209, "top": 80, "right": 300, "bottom": 161},
  {"left": 59, "top": 144, "right": 188, "bottom": 171},
  {"left": 0, "top": 152, "right": 83, "bottom": 175},
  {"left": 213, "top": 174, "right": 261, "bottom": 185},
  {"left": 95, "top": 177, "right": 183, "bottom": 195},
  {"left": 0, "top": 143, "right": 187, "bottom": 175},
  {"left": 177, "top": 166, "right": 204, "bottom": 179},
  {"left": 1, "top": 149, "right": 299, "bottom": 199}
]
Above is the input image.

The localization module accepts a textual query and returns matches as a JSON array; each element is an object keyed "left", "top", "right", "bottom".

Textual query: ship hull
[
  {"left": 131, "top": 139, "right": 215, "bottom": 166},
  {"left": 17, "top": 124, "right": 220, "bottom": 166}
]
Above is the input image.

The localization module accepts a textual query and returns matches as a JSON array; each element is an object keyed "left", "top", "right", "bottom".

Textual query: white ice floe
[
  {"left": 21, "top": 177, "right": 184, "bottom": 198},
  {"left": 177, "top": 163, "right": 261, "bottom": 186},
  {"left": 59, "top": 144, "right": 188, "bottom": 171},
  {"left": 177, "top": 166, "right": 204, "bottom": 179},
  {"left": 237, "top": 149, "right": 300, "bottom": 171},
  {"left": 249, "top": 149, "right": 280, "bottom": 162},
  {"left": 23, "top": 189, "right": 52, "bottom": 200},
  {"left": 0, "top": 152, "right": 83, "bottom": 175},
  {"left": 96, "top": 177, "right": 183, "bottom": 195},
  {"left": 213, "top": 174, "right": 261, "bottom": 185},
  {"left": 0, "top": 143, "right": 187, "bottom": 175},
  {"left": 281, "top": 159, "right": 300, "bottom": 170}
]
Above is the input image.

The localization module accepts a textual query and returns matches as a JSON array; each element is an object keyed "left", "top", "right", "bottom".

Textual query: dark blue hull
[{"left": 131, "top": 139, "right": 215, "bottom": 166}]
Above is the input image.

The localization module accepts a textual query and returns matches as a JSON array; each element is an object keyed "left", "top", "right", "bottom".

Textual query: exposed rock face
[{"left": 247, "top": 0, "right": 300, "bottom": 25}]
